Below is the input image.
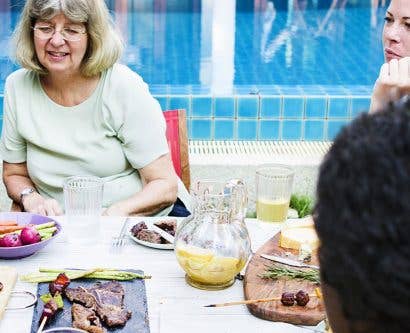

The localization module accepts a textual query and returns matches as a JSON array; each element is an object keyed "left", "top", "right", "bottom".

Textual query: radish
[
  {"left": 0, "top": 233, "right": 23, "bottom": 247},
  {"left": 20, "top": 225, "right": 41, "bottom": 245}
]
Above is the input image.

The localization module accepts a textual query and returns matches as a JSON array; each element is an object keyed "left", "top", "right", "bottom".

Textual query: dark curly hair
[{"left": 314, "top": 98, "right": 410, "bottom": 333}]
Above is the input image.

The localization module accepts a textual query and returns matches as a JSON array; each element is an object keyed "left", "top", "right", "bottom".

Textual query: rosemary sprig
[{"left": 259, "top": 264, "right": 320, "bottom": 284}]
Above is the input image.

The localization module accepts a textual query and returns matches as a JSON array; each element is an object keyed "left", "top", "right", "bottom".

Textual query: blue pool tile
[
  {"left": 238, "top": 120, "right": 257, "bottom": 140},
  {"left": 304, "top": 120, "right": 325, "bottom": 141},
  {"left": 192, "top": 97, "right": 212, "bottom": 117},
  {"left": 328, "top": 97, "right": 350, "bottom": 118},
  {"left": 214, "top": 98, "right": 235, "bottom": 117},
  {"left": 169, "top": 86, "right": 192, "bottom": 94},
  {"left": 260, "top": 97, "right": 281, "bottom": 118},
  {"left": 0, "top": 117, "right": 2, "bottom": 133},
  {"left": 169, "top": 97, "right": 191, "bottom": 115},
  {"left": 282, "top": 121, "right": 302, "bottom": 140},
  {"left": 351, "top": 97, "right": 371, "bottom": 117},
  {"left": 215, "top": 120, "right": 234, "bottom": 140},
  {"left": 327, "top": 120, "right": 350, "bottom": 140},
  {"left": 259, "top": 120, "right": 280, "bottom": 140},
  {"left": 191, "top": 119, "right": 211, "bottom": 140},
  {"left": 155, "top": 96, "right": 168, "bottom": 111},
  {"left": 283, "top": 97, "right": 304, "bottom": 118},
  {"left": 237, "top": 97, "right": 259, "bottom": 118},
  {"left": 306, "top": 97, "right": 327, "bottom": 118}
]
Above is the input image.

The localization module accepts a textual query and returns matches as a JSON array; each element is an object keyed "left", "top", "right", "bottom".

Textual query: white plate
[{"left": 128, "top": 217, "right": 181, "bottom": 250}]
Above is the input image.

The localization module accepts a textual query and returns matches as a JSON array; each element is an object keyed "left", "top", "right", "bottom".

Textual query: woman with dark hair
[
  {"left": 370, "top": 0, "right": 410, "bottom": 112},
  {"left": 0, "top": 0, "right": 192, "bottom": 217}
]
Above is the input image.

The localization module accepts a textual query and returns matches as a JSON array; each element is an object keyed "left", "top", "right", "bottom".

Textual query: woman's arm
[
  {"left": 370, "top": 57, "right": 410, "bottom": 113},
  {"left": 2, "top": 161, "right": 62, "bottom": 215},
  {"left": 103, "top": 153, "right": 178, "bottom": 216}
]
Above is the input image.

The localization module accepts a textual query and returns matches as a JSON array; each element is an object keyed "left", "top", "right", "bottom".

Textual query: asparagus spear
[{"left": 20, "top": 268, "right": 151, "bottom": 282}]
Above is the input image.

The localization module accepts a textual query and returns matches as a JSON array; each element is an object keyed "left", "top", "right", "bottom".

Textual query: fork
[{"left": 112, "top": 217, "right": 130, "bottom": 248}]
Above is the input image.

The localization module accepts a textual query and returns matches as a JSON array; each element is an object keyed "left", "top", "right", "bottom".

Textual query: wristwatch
[{"left": 20, "top": 188, "right": 35, "bottom": 211}]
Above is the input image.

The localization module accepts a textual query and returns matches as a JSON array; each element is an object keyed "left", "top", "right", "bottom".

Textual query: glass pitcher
[{"left": 175, "top": 180, "right": 251, "bottom": 290}]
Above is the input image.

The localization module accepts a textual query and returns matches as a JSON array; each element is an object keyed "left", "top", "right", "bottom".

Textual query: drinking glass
[
  {"left": 63, "top": 176, "right": 104, "bottom": 244},
  {"left": 255, "top": 165, "right": 294, "bottom": 223}
]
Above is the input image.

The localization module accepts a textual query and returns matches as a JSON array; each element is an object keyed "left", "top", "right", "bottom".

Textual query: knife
[
  {"left": 151, "top": 224, "right": 175, "bottom": 244},
  {"left": 260, "top": 254, "right": 319, "bottom": 270}
]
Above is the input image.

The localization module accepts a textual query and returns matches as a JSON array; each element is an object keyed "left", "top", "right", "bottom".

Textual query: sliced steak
[
  {"left": 72, "top": 303, "right": 104, "bottom": 333},
  {"left": 136, "top": 229, "right": 162, "bottom": 244},
  {"left": 154, "top": 219, "right": 177, "bottom": 236},
  {"left": 89, "top": 281, "right": 132, "bottom": 327},
  {"left": 65, "top": 286, "right": 96, "bottom": 308}
]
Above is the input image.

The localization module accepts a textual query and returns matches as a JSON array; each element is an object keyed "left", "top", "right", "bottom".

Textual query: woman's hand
[
  {"left": 102, "top": 203, "right": 130, "bottom": 216},
  {"left": 370, "top": 57, "right": 410, "bottom": 112},
  {"left": 22, "top": 192, "right": 63, "bottom": 216}
]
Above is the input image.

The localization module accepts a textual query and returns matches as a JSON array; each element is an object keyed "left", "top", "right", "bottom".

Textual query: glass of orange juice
[{"left": 255, "top": 165, "right": 294, "bottom": 223}]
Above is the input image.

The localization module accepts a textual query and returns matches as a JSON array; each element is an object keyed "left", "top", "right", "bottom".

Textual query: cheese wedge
[
  {"left": 0, "top": 266, "right": 18, "bottom": 320},
  {"left": 280, "top": 226, "right": 319, "bottom": 250},
  {"left": 283, "top": 215, "right": 314, "bottom": 229}
]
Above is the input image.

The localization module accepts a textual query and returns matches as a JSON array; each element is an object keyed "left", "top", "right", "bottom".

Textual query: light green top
[{"left": 0, "top": 64, "right": 191, "bottom": 215}]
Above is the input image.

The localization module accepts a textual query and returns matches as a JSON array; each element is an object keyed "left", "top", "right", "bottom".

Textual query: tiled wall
[
  {"left": 0, "top": 94, "right": 371, "bottom": 141},
  {"left": 155, "top": 94, "right": 371, "bottom": 141}
]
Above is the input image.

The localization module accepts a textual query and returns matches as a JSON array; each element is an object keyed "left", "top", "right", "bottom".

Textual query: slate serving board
[
  {"left": 30, "top": 269, "right": 150, "bottom": 333},
  {"left": 243, "top": 233, "right": 325, "bottom": 326}
]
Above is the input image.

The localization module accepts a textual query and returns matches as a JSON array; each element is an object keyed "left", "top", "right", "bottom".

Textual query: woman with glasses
[
  {"left": 370, "top": 0, "right": 410, "bottom": 112},
  {"left": 0, "top": 0, "right": 192, "bottom": 217}
]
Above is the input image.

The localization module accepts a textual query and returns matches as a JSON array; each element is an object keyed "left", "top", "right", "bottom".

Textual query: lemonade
[
  {"left": 256, "top": 198, "right": 290, "bottom": 223},
  {"left": 175, "top": 244, "right": 246, "bottom": 287}
]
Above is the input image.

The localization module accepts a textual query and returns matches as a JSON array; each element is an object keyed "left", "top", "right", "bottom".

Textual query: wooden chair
[
  {"left": 163, "top": 109, "right": 191, "bottom": 191},
  {"left": 10, "top": 109, "right": 191, "bottom": 212}
]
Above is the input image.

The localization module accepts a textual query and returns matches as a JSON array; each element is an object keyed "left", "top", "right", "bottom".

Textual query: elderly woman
[
  {"left": 370, "top": 0, "right": 410, "bottom": 112},
  {"left": 0, "top": 0, "right": 191, "bottom": 217}
]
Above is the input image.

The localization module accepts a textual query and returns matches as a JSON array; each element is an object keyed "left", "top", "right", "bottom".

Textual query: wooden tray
[
  {"left": 30, "top": 269, "right": 150, "bottom": 333},
  {"left": 244, "top": 233, "right": 326, "bottom": 326}
]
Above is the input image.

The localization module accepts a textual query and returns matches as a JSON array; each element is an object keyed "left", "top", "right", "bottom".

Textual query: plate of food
[
  {"left": 128, "top": 218, "right": 180, "bottom": 250},
  {"left": 0, "top": 212, "right": 61, "bottom": 259},
  {"left": 28, "top": 268, "right": 150, "bottom": 333}
]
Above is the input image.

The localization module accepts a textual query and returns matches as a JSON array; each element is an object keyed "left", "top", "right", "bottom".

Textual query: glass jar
[{"left": 175, "top": 180, "right": 251, "bottom": 290}]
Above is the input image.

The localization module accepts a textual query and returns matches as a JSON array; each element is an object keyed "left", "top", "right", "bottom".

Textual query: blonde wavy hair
[{"left": 14, "top": 0, "right": 123, "bottom": 77}]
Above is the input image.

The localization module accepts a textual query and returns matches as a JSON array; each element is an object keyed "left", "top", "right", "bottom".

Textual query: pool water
[{"left": 0, "top": 0, "right": 388, "bottom": 140}]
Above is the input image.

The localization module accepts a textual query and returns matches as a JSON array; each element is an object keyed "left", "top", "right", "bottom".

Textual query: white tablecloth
[{"left": 0, "top": 217, "right": 318, "bottom": 333}]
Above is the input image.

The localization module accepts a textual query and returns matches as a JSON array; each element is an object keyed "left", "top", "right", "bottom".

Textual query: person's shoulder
[
  {"left": 104, "top": 63, "right": 147, "bottom": 96},
  {"left": 5, "top": 68, "right": 36, "bottom": 90}
]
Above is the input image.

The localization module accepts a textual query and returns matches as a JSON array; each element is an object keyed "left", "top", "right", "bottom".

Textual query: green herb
[
  {"left": 20, "top": 268, "right": 151, "bottom": 283},
  {"left": 259, "top": 265, "right": 320, "bottom": 284},
  {"left": 290, "top": 194, "right": 314, "bottom": 218}
]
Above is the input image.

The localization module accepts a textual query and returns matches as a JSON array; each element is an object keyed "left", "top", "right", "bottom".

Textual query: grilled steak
[
  {"left": 65, "top": 286, "right": 96, "bottom": 307},
  {"left": 154, "top": 219, "right": 177, "bottom": 236},
  {"left": 72, "top": 303, "right": 104, "bottom": 333},
  {"left": 90, "top": 281, "right": 132, "bottom": 327},
  {"left": 136, "top": 229, "right": 162, "bottom": 243},
  {"left": 65, "top": 281, "right": 131, "bottom": 327}
]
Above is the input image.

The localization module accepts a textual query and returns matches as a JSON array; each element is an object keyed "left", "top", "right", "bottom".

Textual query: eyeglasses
[{"left": 32, "top": 24, "right": 87, "bottom": 42}]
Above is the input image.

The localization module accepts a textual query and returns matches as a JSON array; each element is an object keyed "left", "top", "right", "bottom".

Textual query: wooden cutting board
[
  {"left": 243, "top": 232, "right": 326, "bottom": 326},
  {"left": 0, "top": 266, "right": 18, "bottom": 320}
]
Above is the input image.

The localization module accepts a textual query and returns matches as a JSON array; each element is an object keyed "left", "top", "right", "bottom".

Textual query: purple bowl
[{"left": 0, "top": 212, "right": 61, "bottom": 259}]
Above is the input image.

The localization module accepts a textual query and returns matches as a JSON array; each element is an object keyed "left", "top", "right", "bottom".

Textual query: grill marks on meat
[
  {"left": 90, "top": 282, "right": 132, "bottom": 327},
  {"left": 71, "top": 303, "right": 104, "bottom": 333},
  {"left": 65, "top": 281, "right": 131, "bottom": 329}
]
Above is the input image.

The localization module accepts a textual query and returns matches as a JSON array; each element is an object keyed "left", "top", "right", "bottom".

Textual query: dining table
[{"left": 0, "top": 216, "right": 321, "bottom": 333}]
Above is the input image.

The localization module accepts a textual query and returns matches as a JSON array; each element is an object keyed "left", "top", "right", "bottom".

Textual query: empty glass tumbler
[
  {"left": 63, "top": 176, "right": 104, "bottom": 244},
  {"left": 255, "top": 165, "right": 294, "bottom": 223}
]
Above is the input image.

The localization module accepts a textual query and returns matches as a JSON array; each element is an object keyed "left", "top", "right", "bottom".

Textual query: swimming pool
[{"left": 0, "top": 0, "right": 387, "bottom": 140}]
